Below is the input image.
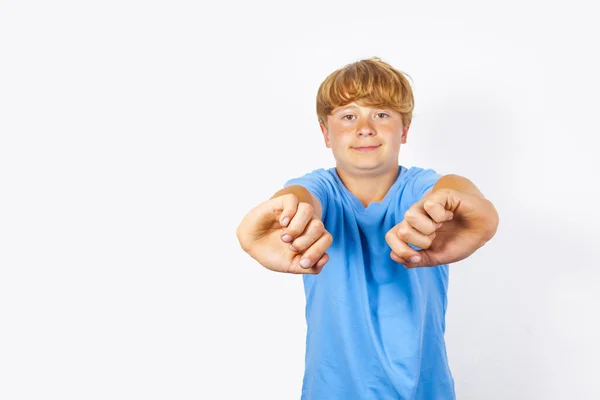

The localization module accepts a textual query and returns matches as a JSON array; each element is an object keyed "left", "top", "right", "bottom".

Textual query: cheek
[
  {"left": 385, "top": 132, "right": 404, "bottom": 146},
  {"left": 328, "top": 137, "right": 350, "bottom": 155},
  {"left": 329, "top": 131, "right": 350, "bottom": 144},
  {"left": 332, "top": 137, "right": 351, "bottom": 150}
]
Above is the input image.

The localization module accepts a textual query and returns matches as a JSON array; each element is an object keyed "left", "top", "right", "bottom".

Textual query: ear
[
  {"left": 319, "top": 121, "right": 331, "bottom": 148},
  {"left": 401, "top": 124, "right": 410, "bottom": 144}
]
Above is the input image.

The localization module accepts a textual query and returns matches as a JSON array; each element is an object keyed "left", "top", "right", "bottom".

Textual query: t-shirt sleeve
[
  {"left": 411, "top": 168, "right": 443, "bottom": 200},
  {"left": 283, "top": 169, "right": 330, "bottom": 220}
]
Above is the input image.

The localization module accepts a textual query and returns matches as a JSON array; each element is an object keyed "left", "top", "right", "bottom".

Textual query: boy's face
[{"left": 320, "top": 101, "right": 409, "bottom": 176}]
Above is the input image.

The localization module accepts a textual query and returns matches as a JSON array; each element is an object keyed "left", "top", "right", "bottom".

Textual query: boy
[{"left": 236, "top": 57, "right": 499, "bottom": 399}]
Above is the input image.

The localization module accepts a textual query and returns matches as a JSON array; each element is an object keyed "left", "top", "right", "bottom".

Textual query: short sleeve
[
  {"left": 284, "top": 169, "right": 331, "bottom": 220},
  {"left": 410, "top": 168, "right": 443, "bottom": 200}
]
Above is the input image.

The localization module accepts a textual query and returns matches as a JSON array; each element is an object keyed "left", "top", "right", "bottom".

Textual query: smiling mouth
[{"left": 353, "top": 145, "right": 381, "bottom": 152}]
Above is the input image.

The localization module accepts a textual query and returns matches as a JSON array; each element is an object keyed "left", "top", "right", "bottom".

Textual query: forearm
[
  {"left": 432, "top": 174, "right": 485, "bottom": 198},
  {"left": 271, "top": 185, "right": 323, "bottom": 220}
]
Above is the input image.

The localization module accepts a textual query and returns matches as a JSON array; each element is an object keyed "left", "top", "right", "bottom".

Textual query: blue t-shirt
[{"left": 284, "top": 165, "right": 455, "bottom": 400}]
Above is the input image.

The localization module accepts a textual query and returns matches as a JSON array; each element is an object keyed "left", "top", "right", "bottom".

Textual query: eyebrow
[
  {"left": 335, "top": 104, "right": 393, "bottom": 114},
  {"left": 335, "top": 104, "right": 358, "bottom": 113}
]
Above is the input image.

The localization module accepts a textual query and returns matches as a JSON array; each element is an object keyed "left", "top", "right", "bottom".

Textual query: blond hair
[{"left": 316, "top": 57, "right": 415, "bottom": 128}]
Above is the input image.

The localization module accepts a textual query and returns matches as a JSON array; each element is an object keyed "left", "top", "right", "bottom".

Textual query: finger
[
  {"left": 286, "top": 252, "right": 328, "bottom": 275},
  {"left": 390, "top": 251, "right": 428, "bottom": 269},
  {"left": 404, "top": 206, "right": 442, "bottom": 235},
  {"left": 423, "top": 191, "right": 459, "bottom": 222},
  {"left": 271, "top": 193, "right": 299, "bottom": 227},
  {"left": 314, "top": 253, "right": 329, "bottom": 269},
  {"left": 281, "top": 202, "right": 314, "bottom": 243},
  {"left": 385, "top": 228, "right": 421, "bottom": 263},
  {"left": 395, "top": 222, "right": 436, "bottom": 250},
  {"left": 306, "top": 253, "right": 330, "bottom": 275},
  {"left": 423, "top": 200, "right": 453, "bottom": 223},
  {"left": 297, "top": 232, "right": 333, "bottom": 269},
  {"left": 390, "top": 250, "right": 414, "bottom": 266},
  {"left": 288, "top": 219, "right": 325, "bottom": 252}
]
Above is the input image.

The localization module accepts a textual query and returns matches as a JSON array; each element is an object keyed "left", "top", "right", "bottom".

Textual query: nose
[{"left": 356, "top": 119, "right": 376, "bottom": 137}]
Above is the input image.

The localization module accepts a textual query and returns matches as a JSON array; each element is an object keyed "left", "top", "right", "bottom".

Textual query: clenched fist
[
  {"left": 236, "top": 194, "right": 333, "bottom": 274},
  {"left": 386, "top": 189, "right": 494, "bottom": 268}
]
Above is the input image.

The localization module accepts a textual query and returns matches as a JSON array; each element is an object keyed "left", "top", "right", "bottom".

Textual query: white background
[{"left": 1, "top": 0, "right": 599, "bottom": 399}]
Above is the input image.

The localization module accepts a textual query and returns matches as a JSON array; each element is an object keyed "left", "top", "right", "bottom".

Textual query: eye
[
  {"left": 342, "top": 114, "right": 355, "bottom": 121},
  {"left": 376, "top": 112, "right": 389, "bottom": 118}
]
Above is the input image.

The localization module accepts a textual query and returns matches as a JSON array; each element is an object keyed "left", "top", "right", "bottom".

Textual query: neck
[{"left": 336, "top": 165, "right": 399, "bottom": 207}]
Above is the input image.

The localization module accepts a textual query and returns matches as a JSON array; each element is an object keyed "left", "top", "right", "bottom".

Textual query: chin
[{"left": 349, "top": 162, "right": 386, "bottom": 173}]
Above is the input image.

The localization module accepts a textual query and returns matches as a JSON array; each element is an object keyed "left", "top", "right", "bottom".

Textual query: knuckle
[
  {"left": 285, "top": 224, "right": 298, "bottom": 235},
  {"left": 421, "top": 224, "right": 435, "bottom": 236},
  {"left": 284, "top": 193, "right": 298, "bottom": 203},
  {"left": 428, "top": 232, "right": 437, "bottom": 245},
  {"left": 288, "top": 227, "right": 303, "bottom": 238},
  {"left": 397, "top": 224, "right": 409, "bottom": 238},
  {"left": 395, "top": 246, "right": 409, "bottom": 257},
  {"left": 290, "top": 238, "right": 307, "bottom": 251},
  {"left": 300, "top": 202, "right": 314, "bottom": 216},
  {"left": 305, "top": 245, "right": 319, "bottom": 257},
  {"left": 312, "top": 220, "right": 325, "bottom": 235},
  {"left": 385, "top": 230, "right": 393, "bottom": 242},
  {"left": 398, "top": 253, "right": 410, "bottom": 261}
]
